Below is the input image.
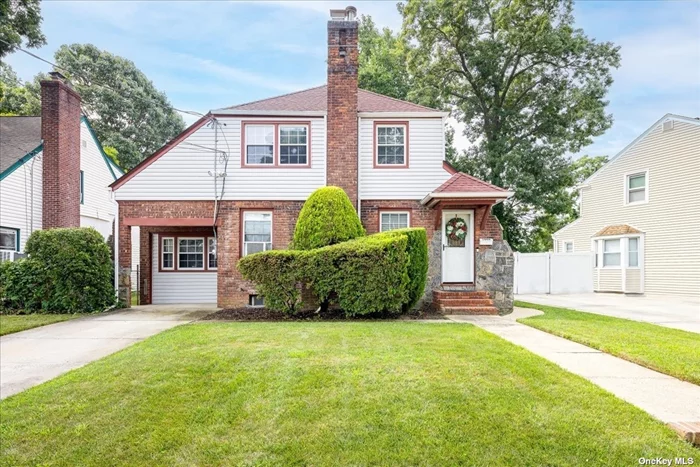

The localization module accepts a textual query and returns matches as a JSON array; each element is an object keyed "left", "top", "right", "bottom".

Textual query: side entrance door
[{"left": 442, "top": 210, "right": 474, "bottom": 283}]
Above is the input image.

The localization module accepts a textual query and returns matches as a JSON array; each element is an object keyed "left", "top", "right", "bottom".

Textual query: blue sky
[{"left": 5, "top": 0, "right": 699, "bottom": 158}]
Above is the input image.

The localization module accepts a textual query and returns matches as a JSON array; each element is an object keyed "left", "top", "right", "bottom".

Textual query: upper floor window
[
  {"left": 243, "top": 122, "right": 311, "bottom": 167},
  {"left": 80, "top": 170, "right": 85, "bottom": 204},
  {"left": 375, "top": 123, "right": 408, "bottom": 167},
  {"left": 626, "top": 172, "right": 647, "bottom": 204},
  {"left": 0, "top": 227, "right": 19, "bottom": 251},
  {"left": 564, "top": 241, "right": 574, "bottom": 253},
  {"left": 380, "top": 211, "right": 409, "bottom": 232},
  {"left": 245, "top": 125, "right": 274, "bottom": 165},
  {"left": 279, "top": 126, "right": 308, "bottom": 165},
  {"left": 243, "top": 211, "right": 272, "bottom": 256}
]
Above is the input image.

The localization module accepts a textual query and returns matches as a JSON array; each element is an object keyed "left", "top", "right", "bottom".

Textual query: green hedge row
[
  {"left": 238, "top": 227, "right": 428, "bottom": 316},
  {"left": 0, "top": 228, "right": 115, "bottom": 313}
]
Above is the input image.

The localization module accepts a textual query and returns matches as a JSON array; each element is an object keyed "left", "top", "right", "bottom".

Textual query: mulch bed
[{"left": 202, "top": 307, "right": 447, "bottom": 322}]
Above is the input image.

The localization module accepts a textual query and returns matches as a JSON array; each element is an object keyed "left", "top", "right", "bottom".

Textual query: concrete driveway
[
  {"left": 0, "top": 304, "right": 218, "bottom": 399},
  {"left": 516, "top": 293, "right": 700, "bottom": 333}
]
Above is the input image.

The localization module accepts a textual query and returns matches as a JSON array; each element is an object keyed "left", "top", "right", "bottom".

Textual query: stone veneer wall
[{"left": 475, "top": 240, "right": 514, "bottom": 314}]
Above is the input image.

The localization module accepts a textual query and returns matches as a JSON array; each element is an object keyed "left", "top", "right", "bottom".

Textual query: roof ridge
[
  {"left": 224, "top": 84, "right": 326, "bottom": 110},
  {"left": 358, "top": 88, "right": 440, "bottom": 112}
]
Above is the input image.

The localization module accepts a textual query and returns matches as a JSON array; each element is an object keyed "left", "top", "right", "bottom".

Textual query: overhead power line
[{"left": 0, "top": 39, "right": 205, "bottom": 118}]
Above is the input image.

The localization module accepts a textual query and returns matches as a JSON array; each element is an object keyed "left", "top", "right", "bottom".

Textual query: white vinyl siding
[
  {"left": 359, "top": 118, "right": 450, "bottom": 199},
  {"left": 79, "top": 120, "right": 118, "bottom": 239},
  {"left": 151, "top": 233, "right": 217, "bottom": 304},
  {"left": 0, "top": 153, "right": 42, "bottom": 251},
  {"left": 554, "top": 118, "right": 700, "bottom": 296},
  {"left": 596, "top": 269, "right": 623, "bottom": 292},
  {"left": 114, "top": 117, "right": 326, "bottom": 201},
  {"left": 625, "top": 268, "right": 642, "bottom": 294}
]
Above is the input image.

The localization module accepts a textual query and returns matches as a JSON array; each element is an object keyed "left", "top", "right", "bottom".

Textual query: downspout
[{"left": 357, "top": 115, "right": 361, "bottom": 214}]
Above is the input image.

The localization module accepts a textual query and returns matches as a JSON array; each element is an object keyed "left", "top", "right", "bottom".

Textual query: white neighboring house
[
  {"left": 553, "top": 114, "right": 700, "bottom": 296},
  {"left": 0, "top": 85, "right": 122, "bottom": 256}
]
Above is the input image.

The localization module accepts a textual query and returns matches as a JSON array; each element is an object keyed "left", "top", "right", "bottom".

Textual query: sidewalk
[{"left": 447, "top": 307, "right": 700, "bottom": 441}]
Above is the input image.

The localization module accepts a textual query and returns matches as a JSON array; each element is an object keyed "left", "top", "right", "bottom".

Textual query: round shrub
[
  {"left": 24, "top": 227, "right": 115, "bottom": 313},
  {"left": 292, "top": 186, "right": 365, "bottom": 250}
]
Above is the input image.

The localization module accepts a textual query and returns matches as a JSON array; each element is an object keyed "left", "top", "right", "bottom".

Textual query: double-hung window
[
  {"left": 208, "top": 237, "right": 217, "bottom": 270},
  {"left": 628, "top": 237, "right": 639, "bottom": 267},
  {"left": 602, "top": 239, "right": 621, "bottom": 267},
  {"left": 626, "top": 172, "right": 647, "bottom": 204},
  {"left": 279, "top": 126, "right": 308, "bottom": 165},
  {"left": 380, "top": 211, "right": 409, "bottom": 232},
  {"left": 376, "top": 124, "right": 407, "bottom": 166},
  {"left": 243, "top": 212, "right": 272, "bottom": 256},
  {"left": 245, "top": 125, "right": 274, "bottom": 165},
  {"left": 178, "top": 238, "right": 204, "bottom": 270},
  {"left": 161, "top": 237, "right": 174, "bottom": 270},
  {"left": 0, "top": 227, "right": 19, "bottom": 251}
]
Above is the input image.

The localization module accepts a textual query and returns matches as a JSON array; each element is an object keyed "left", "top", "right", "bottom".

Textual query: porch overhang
[{"left": 420, "top": 191, "right": 514, "bottom": 208}]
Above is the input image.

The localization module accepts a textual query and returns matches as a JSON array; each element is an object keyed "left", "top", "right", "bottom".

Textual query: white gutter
[
  {"left": 211, "top": 110, "right": 327, "bottom": 117},
  {"left": 358, "top": 111, "right": 448, "bottom": 118}
]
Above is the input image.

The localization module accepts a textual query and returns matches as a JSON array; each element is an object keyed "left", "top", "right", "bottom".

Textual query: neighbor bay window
[
  {"left": 602, "top": 239, "right": 621, "bottom": 267},
  {"left": 243, "top": 212, "right": 272, "bottom": 256},
  {"left": 628, "top": 237, "right": 639, "bottom": 267}
]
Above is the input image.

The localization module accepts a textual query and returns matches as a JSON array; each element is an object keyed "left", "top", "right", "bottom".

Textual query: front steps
[{"left": 433, "top": 289, "right": 499, "bottom": 315}]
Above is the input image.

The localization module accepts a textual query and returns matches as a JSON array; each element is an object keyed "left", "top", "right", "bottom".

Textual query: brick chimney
[
  {"left": 327, "top": 6, "right": 359, "bottom": 207},
  {"left": 41, "top": 72, "right": 82, "bottom": 229}
]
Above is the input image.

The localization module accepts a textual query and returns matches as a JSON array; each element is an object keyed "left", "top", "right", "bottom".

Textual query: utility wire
[{"left": 0, "top": 39, "right": 205, "bottom": 118}]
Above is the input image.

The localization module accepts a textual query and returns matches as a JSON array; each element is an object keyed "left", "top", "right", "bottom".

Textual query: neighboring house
[
  {"left": 0, "top": 73, "right": 122, "bottom": 256},
  {"left": 553, "top": 114, "right": 700, "bottom": 296},
  {"left": 111, "top": 7, "right": 515, "bottom": 313}
]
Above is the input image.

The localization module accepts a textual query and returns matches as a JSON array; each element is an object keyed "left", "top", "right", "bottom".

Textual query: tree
[
  {"left": 0, "top": 62, "right": 40, "bottom": 115},
  {"left": 402, "top": 0, "right": 620, "bottom": 250},
  {"left": 571, "top": 154, "right": 608, "bottom": 186},
  {"left": 0, "top": 0, "right": 46, "bottom": 58},
  {"left": 40, "top": 44, "right": 185, "bottom": 169}
]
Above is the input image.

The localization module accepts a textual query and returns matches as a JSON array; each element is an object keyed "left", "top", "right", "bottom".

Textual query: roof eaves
[{"left": 0, "top": 143, "right": 43, "bottom": 182}]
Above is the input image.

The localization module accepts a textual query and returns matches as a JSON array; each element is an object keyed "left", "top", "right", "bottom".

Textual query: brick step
[
  {"left": 433, "top": 290, "right": 490, "bottom": 299},
  {"left": 434, "top": 298, "right": 494, "bottom": 307},
  {"left": 439, "top": 306, "right": 499, "bottom": 315}
]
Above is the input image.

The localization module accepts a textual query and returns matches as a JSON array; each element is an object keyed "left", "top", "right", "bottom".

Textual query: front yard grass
[
  {"left": 0, "top": 322, "right": 695, "bottom": 465},
  {"left": 516, "top": 301, "right": 700, "bottom": 385},
  {"left": 0, "top": 314, "right": 80, "bottom": 336}
]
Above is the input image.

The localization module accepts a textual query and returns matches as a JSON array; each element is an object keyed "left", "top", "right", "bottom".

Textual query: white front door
[{"left": 442, "top": 210, "right": 474, "bottom": 283}]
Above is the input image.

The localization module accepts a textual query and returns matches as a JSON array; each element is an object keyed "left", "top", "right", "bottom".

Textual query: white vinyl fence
[{"left": 514, "top": 252, "right": 594, "bottom": 294}]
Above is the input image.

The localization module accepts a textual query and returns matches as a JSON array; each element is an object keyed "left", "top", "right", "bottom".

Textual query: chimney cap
[
  {"left": 49, "top": 71, "right": 67, "bottom": 81},
  {"left": 329, "top": 6, "right": 357, "bottom": 21}
]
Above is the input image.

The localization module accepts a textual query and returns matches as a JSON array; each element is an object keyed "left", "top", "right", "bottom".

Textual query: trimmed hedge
[
  {"left": 292, "top": 186, "right": 365, "bottom": 250},
  {"left": 238, "top": 228, "right": 428, "bottom": 316},
  {"left": 1, "top": 228, "right": 115, "bottom": 313}
]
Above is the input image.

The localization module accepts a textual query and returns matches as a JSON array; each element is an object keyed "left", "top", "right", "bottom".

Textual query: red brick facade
[
  {"left": 326, "top": 19, "right": 359, "bottom": 207},
  {"left": 41, "top": 78, "right": 82, "bottom": 229}
]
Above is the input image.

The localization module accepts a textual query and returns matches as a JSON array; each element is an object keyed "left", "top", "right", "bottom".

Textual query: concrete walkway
[
  {"left": 516, "top": 293, "right": 700, "bottom": 333},
  {"left": 447, "top": 308, "right": 700, "bottom": 427},
  {"left": 0, "top": 304, "right": 217, "bottom": 399}
]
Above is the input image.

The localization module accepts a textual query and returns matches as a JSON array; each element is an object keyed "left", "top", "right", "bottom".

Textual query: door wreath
[{"left": 445, "top": 217, "right": 467, "bottom": 241}]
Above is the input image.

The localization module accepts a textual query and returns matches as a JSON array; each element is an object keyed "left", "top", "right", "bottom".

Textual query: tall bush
[
  {"left": 23, "top": 227, "right": 115, "bottom": 312},
  {"left": 0, "top": 259, "right": 48, "bottom": 311},
  {"left": 292, "top": 186, "right": 365, "bottom": 250},
  {"left": 238, "top": 249, "right": 304, "bottom": 313}
]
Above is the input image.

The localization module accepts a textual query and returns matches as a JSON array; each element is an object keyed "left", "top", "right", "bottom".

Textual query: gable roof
[
  {"left": 0, "top": 116, "right": 42, "bottom": 173},
  {"left": 579, "top": 113, "right": 700, "bottom": 188},
  {"left": 434, "top": 172, "right": 508, "bottom": 194},
  {"left": 594, "top": 224, "right": 643, "bottom": 237},
  {"left": 218, "top": 85, "right": 440, "bottom": 113},
  {"left": 0, "top": 115, "right": 122, "bottom": 181}
]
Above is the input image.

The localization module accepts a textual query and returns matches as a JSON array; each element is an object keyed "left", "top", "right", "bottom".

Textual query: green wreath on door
[{"left": 445, "top": 217, "right": 467, "bottom": 241}]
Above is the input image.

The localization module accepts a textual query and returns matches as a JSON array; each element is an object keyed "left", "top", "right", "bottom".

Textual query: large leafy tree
[
  {"left": 0, "top": 61, "right": 40, "bottom": 115},
  {"left": 401, "top": 0, "right": 620, "bottom": 250},
  {"left": 0, "top": 0, "right": 45, "bottom": 58},
  {"left": 41, "top": 44, "right": 185, "bottom": 170}
]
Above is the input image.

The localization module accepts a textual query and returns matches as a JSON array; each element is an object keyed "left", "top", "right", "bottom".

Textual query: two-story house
[
  {"left": 111, "top": 7, "right": 515, "bottom": 313},
  {"left": 0, "top": 73, "right": 122, "bottom": 258},
  {"left": 553, "top": 114, "right": 700, "bottom": 296}
]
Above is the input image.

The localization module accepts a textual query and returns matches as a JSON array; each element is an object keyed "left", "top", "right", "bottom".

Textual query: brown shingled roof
[
  {"left": 594, "top": 225, "right": 643, "bottom": 237},
  {"left": 434, "top": 172, "right": 508, "bottom": 194},
  {"left": 221, "top": 85, "right": 440, "bottom": 113}
]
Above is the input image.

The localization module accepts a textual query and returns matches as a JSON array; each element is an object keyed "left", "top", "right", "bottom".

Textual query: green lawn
[
  {"left": 516, "top": 301, "right": 700, "bottom": 385},
  {"left": 0, "top": 314, "right": 80, "bottom": 336},
  {"left": 1, "top": 323, "right": 695, "bottom": 466}
]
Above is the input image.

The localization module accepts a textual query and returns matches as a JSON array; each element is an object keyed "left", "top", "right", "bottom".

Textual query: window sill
[{"left": 624, "top": 200, "right": 648, "bottom": 206}]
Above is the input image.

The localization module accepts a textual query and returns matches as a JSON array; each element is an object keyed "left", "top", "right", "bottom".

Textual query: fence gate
[{"left": 514, "top": 252, "right": 594, "bottom": 294}]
